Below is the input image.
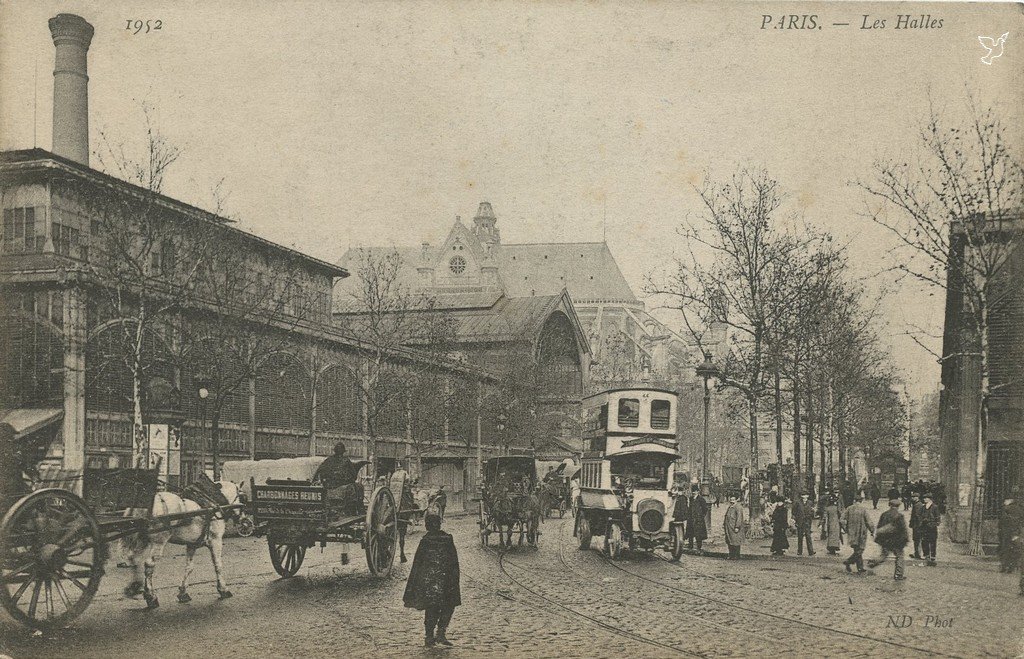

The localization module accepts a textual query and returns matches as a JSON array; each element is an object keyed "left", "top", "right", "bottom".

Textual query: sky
[{"left": 2, "top": 1, "right": 1021, "bottom": 396}]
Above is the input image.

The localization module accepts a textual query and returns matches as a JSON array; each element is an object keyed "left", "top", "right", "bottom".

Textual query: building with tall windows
[{"left": 0, "top": 14, "right": 505, "bottom": 511}]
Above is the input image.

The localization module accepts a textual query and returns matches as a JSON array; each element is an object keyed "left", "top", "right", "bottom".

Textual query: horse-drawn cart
[
  {"left": 248, "top": 473, "right": 399, "bottom": 578},
  {"left": 0, "top": 469, "right": 242, "bottom": 631},
  {"left": 477, "top": 456, "right": 542, "bottom": 549}
]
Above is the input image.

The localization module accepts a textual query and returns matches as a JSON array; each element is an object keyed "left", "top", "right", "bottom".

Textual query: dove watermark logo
[{"left": 978, "top": 32, "right": 1008, "bottom": 65}]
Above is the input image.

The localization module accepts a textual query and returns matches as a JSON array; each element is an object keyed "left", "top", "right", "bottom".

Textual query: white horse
[{"left": 122, "top": 480, "right": 241, "bottom": 609}]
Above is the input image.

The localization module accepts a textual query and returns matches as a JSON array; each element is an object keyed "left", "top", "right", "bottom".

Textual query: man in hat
[
  {"left": 404, "top": 513, "right": 461, "bottom": 647},
  {"left": 793, "top": 492, "right": 816, "bottom": 556},
  {"left": 687, "top": 484, "right": 709, "bottom": 554},
  {"left": 314, "top": 441, "right": 364, "bottom": 564},
  {"left": 908, "top": 492, "right": 924, "bottom": 559},
  {"left": 724, "top": 494, "right": 744, "bottom": 559},
  {"left": 918, "top": 492, "right": 941, "bottom": 566},
  {"left": 869, "top": 481, "right": 881, "bottom": 510},
  {"left": 840, "top": 493, "right": 874, "bottom": 574},
  {"left": 670, "top": 484, "right": 690, "bottom": 562},
  {"left": 870, "top": 499, "right": 909, "bottom": 580}
]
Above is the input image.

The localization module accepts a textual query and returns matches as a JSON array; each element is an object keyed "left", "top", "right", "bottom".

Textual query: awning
[{"left": 1, "top": 408, "right": 63, "bottom": 440}]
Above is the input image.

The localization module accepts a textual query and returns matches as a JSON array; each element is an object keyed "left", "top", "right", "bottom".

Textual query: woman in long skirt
[
  {"left": 821, "top": 495, "right": 843, "bottom": 555},
  {"left": 770, "top": 500, "right": 790, "bottom": 556}
]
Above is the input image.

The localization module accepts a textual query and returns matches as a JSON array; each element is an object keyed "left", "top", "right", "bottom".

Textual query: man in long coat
[
  {"left": 686, "top": 486, "right": 709, "bottom": 554},
  {"left": 793, "top": 493, "right": 816, "bottom": 556},
  {"left": 840, "top": 494, "right": 874, "bottom": 573},
  {"left": 404, "top": 514, "right": 461, "bottom": 647},
  {"left": 909, "top": 493, "right": 924, "bottom": 559},
  {"left": 869, "top": 482, "right": 881, "bottom": 510},
  {"left": 724, "top": 495, "right": 744, "bottom": 559},
  {"left": 870, "top": 499, "right": 909, "bottom": 580},
  {"left": 918, "top": 492, "right": 941, "bottom": 566}
]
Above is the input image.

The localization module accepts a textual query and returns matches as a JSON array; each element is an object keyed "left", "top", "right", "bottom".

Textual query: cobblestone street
[{"left": 2, "top": 505, "right": 1021, "bottom": 658}]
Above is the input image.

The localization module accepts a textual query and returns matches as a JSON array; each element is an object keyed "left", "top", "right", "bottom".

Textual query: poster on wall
[{"left": 959, "top": 482, "right": 971, "bottom": 507}]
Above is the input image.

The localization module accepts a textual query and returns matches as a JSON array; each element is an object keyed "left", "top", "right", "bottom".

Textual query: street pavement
[{"left": 1, "top": 503, "right": 1021, "bottom": 658}]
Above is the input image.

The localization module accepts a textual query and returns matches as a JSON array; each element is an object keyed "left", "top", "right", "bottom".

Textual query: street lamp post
[
  {"left": 695, "top": 353, "right": 719, "bottom": 487},
  {"left": 195, "top": 377, "right": 212, "bottom": 482}
]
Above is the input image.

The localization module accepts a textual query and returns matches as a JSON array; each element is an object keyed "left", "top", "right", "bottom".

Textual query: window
[
  {"left": 617, "top": 398, "right": 640, "bottom": 428},
  {"left": 52, "top": 223, "right": 80, "bottom": 257},
  {"left": 449, "top": 256, "right": 466, "bottom": 275},
  {"left": 651, "top": 399, "right": 671, "bottom": 429},
  {"left": 2, "top": 207, "right": 43, "bottom": 253}
]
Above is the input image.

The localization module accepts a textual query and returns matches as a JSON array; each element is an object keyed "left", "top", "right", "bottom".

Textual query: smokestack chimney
[{"left": 49, "top": 14, "right": 94, "bottom": 165}]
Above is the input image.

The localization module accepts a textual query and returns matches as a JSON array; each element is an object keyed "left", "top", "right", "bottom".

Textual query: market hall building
[{"left": 0, "top": 13, "right": 504, "bottom": 509}]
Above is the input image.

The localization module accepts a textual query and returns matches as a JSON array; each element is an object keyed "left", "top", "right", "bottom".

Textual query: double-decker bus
[{"left": 575, "top": 388, "right": 684, "bottom": 559}]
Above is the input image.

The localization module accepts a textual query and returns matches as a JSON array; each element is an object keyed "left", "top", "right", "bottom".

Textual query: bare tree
[
  {"left": 74, "top": 113, "right": 218, "bottom": 466},
  {"left": 335, "top": 248, "right": 457, "bottom": 479},
  {"left": 181, "top": 234, "right": 314, "bottom": 479},
  {"left": 860, "top": 98, "right": 1024, "bottom": 554},
  {"left": 648, "top": 168, "right": 825, "bottom": 517}
]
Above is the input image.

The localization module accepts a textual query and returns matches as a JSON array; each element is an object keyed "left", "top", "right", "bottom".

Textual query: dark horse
[{"left": 489, "top": 488, "right": 543, "bottom": 548}]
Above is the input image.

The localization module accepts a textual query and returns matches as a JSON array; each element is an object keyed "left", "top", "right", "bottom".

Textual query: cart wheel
[
  {"left": 1, "top": 489, "right": 105, "bottom": 631},
  {"left": 235, "top": 515, "right": 255, "bottom": 538},
  {"left": 671, "top": 524, "right": 685, "bottom": 560},
  {"left": 365, "top": 485, "right": 397, "bottom": 577},
  {"left": 268, "top": 539, "right": 306, "bottom": 577},
  {"left": 576, "top": 512, "right": 591, "bottom": 550},
  {"left": 604, "top": 521, "right": 623, "bottom": 560}
]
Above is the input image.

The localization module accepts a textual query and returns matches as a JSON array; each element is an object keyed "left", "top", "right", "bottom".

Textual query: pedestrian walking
[
  {"left": 821, "top": 494, "right": 843, "bottom": 555},
  {"left": 687, "top": 485, "right": 709, "bottom": 554},
  {"left": 869, "top": 481, "right": 881, "bottom": 510},
  {"left": 998, "top": 495, "right": 1024, "bottom": 573},
  {"left": 887, "top": 484, "right": 900, "bottom": 502},
  {"left": 909, "top": 493, "right": 923, "bottom": 559},
  {"left": 793, "top": 493, "right": 816, "bottom": 556},
  {"left": 770, "top": 499, "right": 790, "bottom": 556},
  {"left": 724, "top": 495, "right": 744, "bottom": 559},
  {"left": 901, "top": 482, "right": 913, "bottom": 511},
  {"left": 841, "top": 494, "right": 874, "bottom": 574},
  {"left": 919, "top": 493, "right": 941, "bottom": 566},
  {"left": 870, "top": 499, "right": 909, "bottom": 580},
  {"left": 404, "top": 513, "right": 461, "bottom": 647}
]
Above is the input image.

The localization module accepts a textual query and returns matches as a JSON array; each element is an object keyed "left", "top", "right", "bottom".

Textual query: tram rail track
[
  {"left": 585, "top": 531, "right": 965, "bottom": 659},
  {"left": 487, "top": 545, "right": 701, "bottom": 657}
]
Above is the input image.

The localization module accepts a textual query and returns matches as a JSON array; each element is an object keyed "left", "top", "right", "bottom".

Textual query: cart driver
[{"left": 314, "top": 441, "right": 364, "bottom": 516}]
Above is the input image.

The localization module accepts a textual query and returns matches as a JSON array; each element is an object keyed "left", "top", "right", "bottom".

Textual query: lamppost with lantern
[
  {"left": 695, "top": 353, "right": 719, "bottom": 487},
  {"left": 194, "top": 377, "right": 212, "bottom": 481}
]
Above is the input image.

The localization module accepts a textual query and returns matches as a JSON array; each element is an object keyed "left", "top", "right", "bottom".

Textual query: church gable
[{"left": 432, "top": 219, "right": 500, "bottom": 290}]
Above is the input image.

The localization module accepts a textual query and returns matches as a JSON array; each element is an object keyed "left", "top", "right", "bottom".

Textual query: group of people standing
[
  {"left": 671, "top": 484, "right": 711, "bottom": 554},
  {"left": 760, "top": 480, "right": 946, "bottom": 580}
]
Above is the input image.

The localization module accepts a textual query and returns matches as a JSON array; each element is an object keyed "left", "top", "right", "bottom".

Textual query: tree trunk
[
  {"left": 309, "top": 375, "right": 318, "bottom": 457},
  {"left": 792, "top": 360, "right": 801, "bottom": 475},
  {"left": 774, "top": 367, "right": 783, "bottom": 492},
  {"left": 818, "top": 389, "right": 827, "bottom": 491},
  {"left": 967, "top": 303, "right": 991, "bottom": 556},
  {"left": 806, "top": 374, "right": 815, "bottom": 490},
  {"left": 748, "top": 394, "right": 760, "bottom": 520}
]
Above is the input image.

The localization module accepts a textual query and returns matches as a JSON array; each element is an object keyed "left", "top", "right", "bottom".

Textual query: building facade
[
  {"left": 938, "top": 215, "right": 1023, "bottom": 542},
  {"left": 0, "top": 14, "right": 509, "bottom": 510}
]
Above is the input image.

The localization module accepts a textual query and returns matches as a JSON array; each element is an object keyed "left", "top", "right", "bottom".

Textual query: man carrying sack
[{"left": 870, "top": 499, "right": 909, "bottom": 580}]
